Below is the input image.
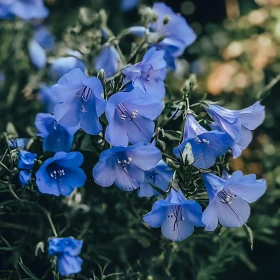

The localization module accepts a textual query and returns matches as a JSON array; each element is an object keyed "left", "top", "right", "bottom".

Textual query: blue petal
[
  {"left": 28, "top": 40, "right": 46, "bottom": 69},
  {"left": 49, "top": 237, "right": 83, "bottom": 256},
  {"left": 129, "top": 26, "right": 149, "bottom": 38},
  {"left": 93, "top": 161, "right": 116, "bottom": 187},
  {"left": 57, "top": 255, "right": 82, "bottom": 276},
  {"left": 18, "top": 151, "right": 37, "bottom": 170},
  {"left": 202, "top": 201, "right": 219, "bottom": 231},
  {"left": 182, "top": 201, "right": 204, "bottom": 227},
  {"left": 55, "top": 152, "right": 84, "bottom": 168},
  {"left": 34, "top": 26, "right": 55, "bottom": 50},
  {"left": 19, "top": 170, "right": 31, "bottom": 186}
]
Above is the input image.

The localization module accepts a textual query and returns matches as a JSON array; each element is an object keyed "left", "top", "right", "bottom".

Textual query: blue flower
[
  {"left": 138, "top": 160, "right": 173, "bottom": 197},
  {"left": 105, "top": 88, "right": 163, "bottom": 146},
  {"left": 0, "top": 0, "right": 49, "bottom": 20},
  {"left": 93, "top": 144, "right": 161, "bottom": 191},
  {"left": 50, "top": 57, "right": 85, "bottom": 80},
  {"left": 202, "top": 171, "right": 266, "bottom": 231},
  {"left": 130, "top": 3, "right": 196, "bottom": 69},
  {"left": 143, "top": 188, "right": 204, "bottom": 241},
  {"left": 174, "top": 114, "right": 230, "bottom": 169},
  {"left": 48, "top": 237, "right": 83, "bottom": 276},
  {"left": 122, "top": 48, "right": 167, "bottom": 98},
  {"left": 29, "top": 26, "right": 55, "bottom": 69},
  {"left": 95, "top": 46, "right": 121, "bottom": 78},
  {"left": 9, "top": 138, "right": 29, "bottom": 149},
  {"left": 39, "top": 84, "right": 56, "bottom": 113},
  {"left": 18, "top": 151, "right": 37, "bottom": 185},
  {"left": 204, "top": 101, "right": 265, "bottom": 158},
  {"left": 35, "top": 113, "right": 79, "bottom": 153},
  {"left": 36, "top": 152, "right": 86, "bottom": 196},
  {"left": 52, "top": 68, "right": 106, "bottom": 135},
  {"left": 120, "top": 0, "right": 139, "bottom": 11}
]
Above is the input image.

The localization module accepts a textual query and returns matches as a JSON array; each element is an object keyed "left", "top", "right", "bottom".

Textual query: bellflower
[
  {"left": 202, "top": 171, "right": 266, "bottom": 231},
  {"left": 18, "top": 151, "right": 37, "bottom": 185},
  {"left": 105, "top": 88, "right": 163, "bottom": 146},
  {"left": 49, "top": 237, "right": 83, "bottom": 276},
  {"left": 143, "top": 188, "right": 204, "bottom": 241},
  {"left": 52, "top": 68, "right": 106, "bottom": 135},
  {"left": 174, "top": 114, "right": 230, "bottom": 169},
  {"left": 130, "top": 3, "right": 196, "bottom": 69},
  {"left": 138, "top": 160, "right": 173, "bottom": 198},
  {"left": 35, "top": 113, "right": 79, "bottom": 153},
  {"left": 122, "top": 48, "right": 167, "bottom": 98},
  {"left": 95, "top": 46, "right": 121, "bottom": 78},
  {"left": 0, "top": 0, "right": 49, "bottom": 20},
  {"left": 36, "top": 152, "right": 86, "bottom": 196},
  {"left": 93, "top": 144, "right": 161, "bottom": 191},
  {"left": 39, "top": 84, "right": 56, "bottom": 113},
  {"left": 204, "top": 101, "right": 265, "bottom": 158},
  {"left": 29, "top": 26, "right": 55, "bottom": 69},
  {"left": 50, "top": 57, "right": 85, "bottom": 80}
]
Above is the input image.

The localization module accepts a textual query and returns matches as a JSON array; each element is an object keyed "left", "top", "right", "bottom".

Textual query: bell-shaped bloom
[
  {"left": 18, "top": 151, "right": 37, "bottom": 186},
  {"left": 29, "top": 26, "right": 55, "bottom": 69},
  {"left": 204, "top": 101, "right": 265, "bottom": 158},
  {"left": 0, "top": 0, "right": 49, "bottom": 20},
  {"left": 39, "top": 84, "right": 56, "bottom": 113},
  {"left": 49, "top": 237, "right": 83, "bottom": 276},
  {"left": 36, "top": 152, "right": 86, "bottom": 196},
  {"left": 95, "top": 46, "right": 121, "bottom": 78},
  {"left": 120, "top": 0, "right": 139, "bottom": 11},
  {"left": 143, "top": 188, "right": 204, "bottom": 241},
  {"left": 52, "top": 68, "right": 106, "bottom": 135},
  {"left": 174, "top": 114, "right": 230, "bottom": 169},
  {"left": 105, "top": 88, "right": 163, "bottom": 146},
  {"left": 93, "top": 144, "right": 161, "bottom": 191},
  {"left": 202, "top": 171, "right": 266, "bottom": 231},
  {"left": 50, "top": 57, "right": 85, "bottom": 81},
  {"left": 122, "top": 48, "right": 167, "bottom": 98},
  {"left": 130, "top": 3, "right": 196, "bottom": 69},
  {"left": 35, "top": 113, "right": 79, "bottom": 153},
  {"left": 138, "top": 160, "right": 173, "bottom": 197}
]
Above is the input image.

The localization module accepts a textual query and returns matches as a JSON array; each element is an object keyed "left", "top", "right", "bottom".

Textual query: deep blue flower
[
  {"left": 122, "top": 48, "right": 166, "bottom": 98},
  {"left": 202, "top": 171, "right": 266, "bottom": 231},
  {"left": 130, "top": 3, "right": 196, "bottom": 69},
  {"left": 36, "top": 152, "right": 86, "bottom": 196},
  {"left": 0, "top": 0, "right": 49, "bottom": 20},
  {"left": 9, "top": 138, "right": 29, "bottom": 149},
  {"left": 95, "top": 46, "right": 121, "bottom": 78},
  {"left": 48, "top": 237, "right": 83, "bottom": 276},
  {"left": 120, "top": 0, "right": 139, "bottom": 11},
  {"left": 174, "top": 114, "right": 230, "bottom": 169},
  {"left": 143, "top": 188, "right": 204, "bottom": 241},
  {"left": 93, "top": 144, "right": 161, "bottom": 191},
  {"left": 19, "top": 170, "right": 32, "bottom": 185},
  {"left": 39, "top": 84, "right": 56, "bottom": 113},
  {"left": 29, "top": 26, "right": 55, "bottom": 69},
  {"left": 50, "top": 57, "right": 85, "bottom": 80},
  {"left": 18, "top": 150, "right": 37, "bottom": 170},
  {"left": 35, "top": 113, "right": 79, "bottom": 153},
  {"left": 52, "top": 68, "right": 106, "bottom": 135},
  {"left": 138, "top": 160, "right": 173, "bottom": 197},
  {"left": 204, "top": 101, "right": 265, "bottom": 158},
  {"left": 105, "top": 87, "right": 163, "bottom": 146}
]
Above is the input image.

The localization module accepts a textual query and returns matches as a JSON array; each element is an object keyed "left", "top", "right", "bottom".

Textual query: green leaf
[
  {"left": 243, "top": 224, "right": 254, "bottom": 250},
  {"left": 164, "top": 130, "right": 182, "bottom": 141}
]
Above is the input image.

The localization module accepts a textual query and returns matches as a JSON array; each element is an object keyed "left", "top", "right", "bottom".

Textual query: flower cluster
[{"left": 2, "top": 1, "right": 268, "bottom": 277}]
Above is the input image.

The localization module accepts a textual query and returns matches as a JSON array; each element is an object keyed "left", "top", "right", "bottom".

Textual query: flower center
[
  {"left": 167, "top": 205, "right": 184, "bottom": 231},
  {"left": 117, "top": 157, "right": 132, "bottom": 168},
  {"left": 47, "top": 163, "right": 66, "bottom": 182},
  {"left": 76, "top": 86, "right": 93, "bottom": 112},
  {"left": 116, "top": 104, "right": 138, "bottom": 121},
  {"left": 217, "top": 188, "right": 236, "bottom": 204}
]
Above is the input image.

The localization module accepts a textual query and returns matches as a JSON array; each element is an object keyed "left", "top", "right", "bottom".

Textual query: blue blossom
[
  {"left": 52, "top": 68, "right": 106, "bottom": 135},
  {"left": 39, "top": 84, "right": 56, "bottom": 113},
  {"left": 18, "top": 151, "right": 37, "bottom": 185},
  {"left": 93, "top": 144, "right": 161, "bottom": 191},
  {"left": 174, "top": 114, "right": 230, "bottom": 169},
  {"left": 105, "top": 87, "right": 163, "bottom": 146},
  {"left": 0, "top": 0, "right": 49, "bottom": 20},
  {"left": 130, "top": 3, "right": 196, "bottom": 69},
  {"left": 35, "top": 113, "right": 79, "bottom": 153},
  {"left": 19, "top": 170, "right": 32, "bottom": 185},
  {"left": 143, "top": 188, "right": 204, "bottom": 241},
  {"left": 50, "top": 57, "right": 85, "bottom": 80},
  {"left": 36, "top": 152, "right": 86, "bottom": 196},
  {"left": 202, "top": 171, "right": 266, "bottom": 231},
  {"left": 9, "top": 138, "right": 29, "bottom": 149},
  {"left": 120, "top": 0, "right": 139, "bottom": 11},
  {"left": 29, "top": 26, "right": 55, "bottom": 69},
  {"left": 204, "top": 101, "right": 265, "bottom": 158},
  {"left": 95, "top": 46, "right": 121, "bottom": 78},
  {"left": 122, "top": 48, "right": 166, "bottom": 98},
  {"left": 139, "top": 160, "right": 173, "bottom": 197},
  {"left": 48, "top": 237, "right": 83, "bottom": 276}
]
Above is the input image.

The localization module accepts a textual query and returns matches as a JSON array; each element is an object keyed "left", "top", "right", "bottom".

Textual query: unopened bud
[
  {"left": 97, "top": 69, "right": 106, "bottom": 85},
  {"left": 163, "top": 15, "right": 170, "bottom": 25}
]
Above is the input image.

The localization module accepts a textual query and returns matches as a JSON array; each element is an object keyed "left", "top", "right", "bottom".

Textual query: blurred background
[{"left": 0, "top": 0, "right": 280, "bottom": 279}]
